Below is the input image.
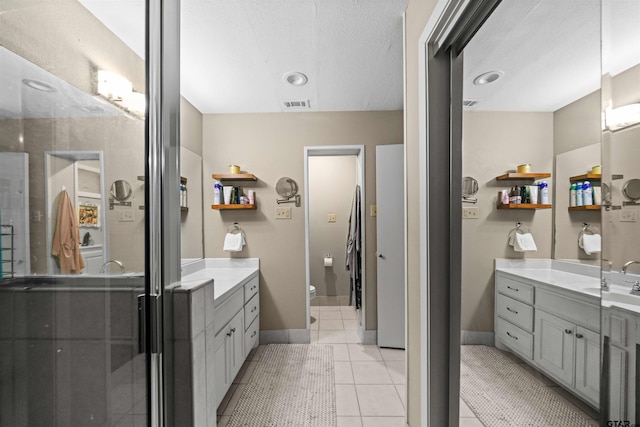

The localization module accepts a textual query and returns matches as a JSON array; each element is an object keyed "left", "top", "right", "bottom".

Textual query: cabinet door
[
  {"left": 214, "top": 328, "right": 230, "bottom": 408},
  {"left": 574, "top": 327, "right": 599, "bottom": 406},
  {"left": 534, "top": 310, "right": 575, "bottom": 386},
  {"left": 608, "top": 345, "right": 628, "bottom": 422},
  {"left": 229, "top": 310, "right": 245, "bottom": 382}
]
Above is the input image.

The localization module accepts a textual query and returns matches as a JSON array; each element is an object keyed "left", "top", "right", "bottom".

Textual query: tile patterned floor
[{"left": 217, "top": 305, "right": 597, "bottom": 426}]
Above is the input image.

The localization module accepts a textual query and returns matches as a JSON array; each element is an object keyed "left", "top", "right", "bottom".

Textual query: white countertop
[
  {"left": 177, "top": 258, "right": 259, "bottom": 302},
  {"left": 496, "top": 267, "right": 600, "bottom": 298},
  {"left": 496, "top": 258, "right": 640, "bottom": 314}
]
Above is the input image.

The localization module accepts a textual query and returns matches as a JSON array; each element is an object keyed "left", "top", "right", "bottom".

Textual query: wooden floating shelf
[
  {"left": 497, "top": 203, "right": 552, "bottom": 210},
  {"left": 569, "top": 173, "right": 601, "bottom": 182},
  {"left": 181, "top": 207, "right": 189, "bottom": 212},
  {"left": 568, "top": 205, "right": 601, "bottom": 211},
  {"left": 212, "top": 173, "right": 257, "bottom": 181},
  {"left": 496, "top": 173, "right": 551, "bottom": 180},
  {"left": 211, "top": 204, "right": 257, "bottom": 210}
]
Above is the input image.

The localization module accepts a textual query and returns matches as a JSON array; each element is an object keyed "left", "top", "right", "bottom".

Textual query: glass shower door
[{"left": 0, "top": 1, "right": 152, "bottom": 425}]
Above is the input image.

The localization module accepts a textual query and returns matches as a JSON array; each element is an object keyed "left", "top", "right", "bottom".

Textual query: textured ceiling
[
  {"left": 80, "top": 0, "right": 407, "bottom": 114},
  {"left": 464, "top": 0, "right": 640, "bottom": 112}
]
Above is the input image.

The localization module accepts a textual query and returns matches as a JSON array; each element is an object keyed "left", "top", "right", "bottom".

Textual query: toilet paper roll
[{"left": 324, "top": 257, "right": 333, "bottom": 267}]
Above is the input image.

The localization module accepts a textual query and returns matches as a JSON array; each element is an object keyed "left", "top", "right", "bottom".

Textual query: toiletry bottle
[
  {"left": 501, "top": 189, "right": 509, "bottom": 205},
  {"left": 213, "top": 182, "right": 222, "bottom": 205},
  {"left": 583, "top": 181, "right": 593, "bottom": 205},
  {"left": 576, "top": 182, "right": 583, "bottom": 206},
  {"left": 520, "top": 186, "right": 527, "bottom": 204},
  {"left": 540, "top": 181, "right": 549, "bottom": 204},
  {"left": 570, "top": 183, "right": 577, "bottom": 207},
  {"left": 509, "top": 186, "right": 517, "bottom": 204}
]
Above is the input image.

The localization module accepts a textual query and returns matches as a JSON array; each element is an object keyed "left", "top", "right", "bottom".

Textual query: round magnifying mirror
[
  {"left": 623, "top": 178, "right": 640, "bottom": 201},
  {"left": 111, "top": 180, "right": 132, "bottom": 201}
]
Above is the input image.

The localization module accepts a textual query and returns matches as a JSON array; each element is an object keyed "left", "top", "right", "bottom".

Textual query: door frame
[
  {"left": 417, "top": 0, "right": 500, "bottom": 425},
  {"left": 303, "top": 145, "right": 366, "bottom": 338}
]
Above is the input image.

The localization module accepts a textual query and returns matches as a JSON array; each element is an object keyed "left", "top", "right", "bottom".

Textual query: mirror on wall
[{"left": 600, "top": 0, "right": 640, "bottom": 423}]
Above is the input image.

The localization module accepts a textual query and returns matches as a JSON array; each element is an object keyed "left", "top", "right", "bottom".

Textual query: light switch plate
[
  {"left": 370, "top": 205, "right": 377, "bottom": 217},
  {"left": 462, "top": 207, "right": 479, "bottom": 219},
  {"left": 328, "top": 213, "right": 336, "bottom": 223},
  {"left": 275, "top": 207, "right": 291, "bottom": 219},
  {"left": 620, "top": 210, "right": 637, "bottom": 222},
  {"left": 118, "top": 210, "right": 134, "bottom": 222}
]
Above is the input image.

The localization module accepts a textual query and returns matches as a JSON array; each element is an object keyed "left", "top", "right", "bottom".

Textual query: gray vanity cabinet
[
  {"left": 602, "top": 307, "right": 638, "bottom": 423},
  {"left": 495, "top": 271, "right": 600, "bottom": 408},
  {"left": 534, "top": 310, "right": 575, "bottom": 386},
  {"left": 213, "top": 309, "right": 244, "bottom": 408}
]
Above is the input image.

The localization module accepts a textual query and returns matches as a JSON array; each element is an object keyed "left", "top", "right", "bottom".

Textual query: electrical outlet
[
  {"left": 275, "top": 206, "right": 291, "bottom": 219},
  {"left": 620, "top": 209, "right": 637, "bottom": 222},
  {"left": 118, "top": 210, "right": 134, "bottom": 222},
  {"left": 370, "top": 205, "right": 377, "bottom": 217},
  {"left": 328, "top": 213, "right": 336, "bottom": 223},
  {"left": 462, "top": 207, "right": 479, "bottom": 219}
]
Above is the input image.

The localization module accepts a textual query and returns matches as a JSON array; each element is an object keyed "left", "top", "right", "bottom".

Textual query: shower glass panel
[
  {"left": 601, "top": 0, "right": 640, "bottom": 423},
  {"left": 0, "top": 2, "right": 149, "bottom": 425}
]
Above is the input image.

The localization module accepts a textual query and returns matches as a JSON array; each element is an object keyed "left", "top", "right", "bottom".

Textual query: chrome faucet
[
  {"left": 100, "top": 260, "right": 125, "bottom": 274},
  {"left": 600, "top": 258, "right": 612, "bottom": 291},
  {"left": 622, "top": 260, "right": 640, "bottom": 295}
]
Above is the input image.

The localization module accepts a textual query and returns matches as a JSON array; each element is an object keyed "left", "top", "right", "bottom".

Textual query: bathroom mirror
[{"left": 111, "top": 179, "right": 133, "bottom": 201}]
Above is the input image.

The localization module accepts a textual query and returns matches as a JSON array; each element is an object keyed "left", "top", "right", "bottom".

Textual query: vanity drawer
[
  {"left": 497, "top": 276, "right": 534, "bottom": 304},
  {"left": 536, "top": 289, "right": 600, "bottom": 333},
  {"left": 245, "top": 317, "right": 259, "bottom": 358},
  {"left": 497, "top": 294, "right": 533, "bottom": 332},
  {"left": 244, "top": 275, "right": 259, "bottom": 303},
  {"left": 244, "top": 293, "right": 260, "bottom": 330},
  {"left": 214, "top": 289, "right": 244, "bottom": 335},
  {"left": 495, "top": 317, "right": 533, "bottom": 360}
]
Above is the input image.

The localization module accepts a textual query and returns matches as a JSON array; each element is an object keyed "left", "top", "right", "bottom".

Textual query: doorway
[{"left": 304, "top": 146, "right": 367, "bottom": 341}]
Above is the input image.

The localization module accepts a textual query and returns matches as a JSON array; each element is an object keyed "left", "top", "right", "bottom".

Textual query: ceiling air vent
[
  {"left": 282, "top": 99, "right": 311, "bottom": 109},
  {"left": 463, "top": 99, "right": 479, "bottom": 108}
]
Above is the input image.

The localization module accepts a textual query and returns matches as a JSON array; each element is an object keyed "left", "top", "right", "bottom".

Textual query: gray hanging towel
[{"left": 345, "top": 185, "right": 361, "bottom": 309}]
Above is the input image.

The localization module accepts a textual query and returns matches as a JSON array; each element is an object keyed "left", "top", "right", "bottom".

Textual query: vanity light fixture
[
  {"left": 604, "top": 103, "right": 640, "bottom": 131},
  {"left": 22, "top": 78, "right": 57, "bottom": 93},
  {"left": 283, "top": 71, "right": 308, "bottom": 86},
  {"left": 96, "top": 70, "right": 145, "bottom": 116},
  {"left": 473, "top": 70, "right": 504, "bottom": 86}
]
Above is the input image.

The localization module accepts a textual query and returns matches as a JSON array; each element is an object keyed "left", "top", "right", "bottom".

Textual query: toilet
[{"left": 309, "top": 285, "right": 316, "bottom": 299}]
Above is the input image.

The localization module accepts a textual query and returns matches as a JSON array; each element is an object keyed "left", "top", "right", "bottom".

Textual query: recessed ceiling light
[
  {"left": 284, "top": 72, "right": 308, "bottom": 86},
  {"left": 473, "top": 71, "right": 504, "bottom": 86},
  {"left": 22, "top": 78, "right": 57, "bottom": 93}
]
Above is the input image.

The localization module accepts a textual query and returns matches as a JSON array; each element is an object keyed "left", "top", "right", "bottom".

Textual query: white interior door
[{"left": 376, "top": 144, "right": 405, "bottom": 348}]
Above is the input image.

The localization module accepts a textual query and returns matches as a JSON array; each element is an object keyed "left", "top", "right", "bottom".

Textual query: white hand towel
[
  {"left": 514, "top": 232, "right": 537, "bottom": 252},
  {"left": 580, "top": 233, "right": 601, "bottom": 255},
  {"left": 223, "top": 232, "right": 245, "bottom": 252}
]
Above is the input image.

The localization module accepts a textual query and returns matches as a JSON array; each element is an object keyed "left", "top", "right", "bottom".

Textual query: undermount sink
[{"left": 602, "top": 289, "right": 640, "bottom": 306}]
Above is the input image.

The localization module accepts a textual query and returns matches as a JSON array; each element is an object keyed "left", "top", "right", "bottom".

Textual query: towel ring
[
  {"left": 227, "top": 222, "right": 246, "bottom": 237},
  {"left": 508, "top": 222, "right": 530, "bottom": 245},
  {"left": 578, "top": 223, "right": 599, "bottom": 244}
]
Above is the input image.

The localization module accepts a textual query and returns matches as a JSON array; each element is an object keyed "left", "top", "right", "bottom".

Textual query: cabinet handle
[
  {"left": 251, "top": 307, "right": 256, "bottom": 313},
  {"left": 576, "top": 334, "right": 584, "bottom": 339},
  {"left": 564, "top": 329, "right": 572, "bottom": 335},
  {"left": 506, "top": 331, "right": 518, "bottom": 340},
  {"left": 506, "top": 307, "right": 518, "bottom": 314},
  {"left": 231, "top": 328, "right": 236, "bottom": 334},
  {"left": 226, "top": 331, "right": 233, "bottom": 337},
  {"left": 506, "top": 285, "right": 519, "bottom": 292},
  {"left": 251, "top": 331, "right": 257, "bottom": 338}
]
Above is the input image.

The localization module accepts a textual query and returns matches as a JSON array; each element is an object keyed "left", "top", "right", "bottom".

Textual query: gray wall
[
  {"left": 202, "top": 111, "right": 404, "bottom": 331},
  {"left": 461, "top": 111, "right": 554, "bottom": 332},
  {"left": 308, "top": 155, "right": 357, "bottom": 299}
]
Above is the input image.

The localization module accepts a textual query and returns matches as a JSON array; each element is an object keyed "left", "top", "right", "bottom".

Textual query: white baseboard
[
  {"left": 358, "top": 326, "right": 377, "bottom": 345},
  {"left": 259, "top": 329, "right": 310, "bottom": 344},
  {"left": 461, "top": 330, "right": 494, "bottom": 346}
]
